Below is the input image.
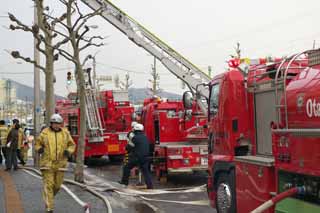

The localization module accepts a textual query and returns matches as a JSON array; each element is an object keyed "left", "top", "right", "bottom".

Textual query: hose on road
[
  {"left": 22, "top": 167, "right": 112, "bottom": 213},
  {"left": 250, "top": 187, "right": 305, "bottom": 213},
  {"left": 22, "top": 169, "right": 90, "bottom": 213}
]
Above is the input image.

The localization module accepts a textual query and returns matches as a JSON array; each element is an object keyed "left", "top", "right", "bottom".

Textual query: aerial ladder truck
[{"left": 79, "top": 0, "right": 211, "bottom": 178}]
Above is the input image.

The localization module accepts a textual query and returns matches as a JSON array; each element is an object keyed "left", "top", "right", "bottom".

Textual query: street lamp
[{"left": 87, "top": 25, "right": 99, "bottom": 29}]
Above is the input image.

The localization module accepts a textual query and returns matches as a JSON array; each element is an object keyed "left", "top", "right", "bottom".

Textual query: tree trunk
[
  {"left": 45, "top": 41, "right": 55, "bottom": 125},
  {"left": 74, "top": 50, "right": 86, "bottom": 183}
]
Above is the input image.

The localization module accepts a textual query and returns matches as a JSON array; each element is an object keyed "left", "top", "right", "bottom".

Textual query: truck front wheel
[{"left": 215, "top": 172, "right": 236, "bottom": 213}]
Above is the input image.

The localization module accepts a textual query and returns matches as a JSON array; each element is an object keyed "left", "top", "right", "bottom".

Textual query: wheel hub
[{"left": 217, "top": 183, "right": 232, "bottom": 213}]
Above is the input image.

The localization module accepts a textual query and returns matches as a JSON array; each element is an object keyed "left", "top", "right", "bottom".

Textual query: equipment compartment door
[{"left": 255, "top": 91, "right": 277, "bottom": 155}]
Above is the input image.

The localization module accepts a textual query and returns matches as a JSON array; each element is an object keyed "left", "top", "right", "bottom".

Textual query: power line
[
  {"left": 0, "top": 72, "right": 33, "bottom": 74},
  {"left": 96, "top": 61, "right": 171, "bottom": 75}
]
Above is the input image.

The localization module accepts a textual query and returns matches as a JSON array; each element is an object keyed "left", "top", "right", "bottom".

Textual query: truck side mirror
[{"left": 182, "top": 91, "right": 193, "bottom": 110}]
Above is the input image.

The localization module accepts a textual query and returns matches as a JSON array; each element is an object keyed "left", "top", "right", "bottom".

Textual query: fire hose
[
  {"left": 22, "top": 167, "right": 112, "bottom": 213},
  {"left": 22, "top": 169, "right": 90, "bottom": 213},
  {"left": 250, "top": 186, "right": 305, "bottom": 213}
]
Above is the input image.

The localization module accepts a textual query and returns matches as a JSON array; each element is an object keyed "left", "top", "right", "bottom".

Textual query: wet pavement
[
  {"left": 84, "top": 157, "right": 216, "bottom": 213},
  {"left": 0, "top": 158, "right": 216, "bottom": 213}
]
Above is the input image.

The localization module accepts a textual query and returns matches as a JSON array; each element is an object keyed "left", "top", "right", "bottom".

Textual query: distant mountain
[
  {"left": 128, "top": 88, "right": 181, "bottom": 104},
  {"left": 10, "top": 79, "right": 180, "bottom": 103},
  {"left": 9, "top": 80, "right": 65, "bottom": 101}
]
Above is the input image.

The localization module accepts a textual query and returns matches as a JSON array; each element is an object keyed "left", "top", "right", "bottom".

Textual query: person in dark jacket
[
  {"left": 119, "top": 123, "right": 153, "bottom": 189},
  {"left": 5, "top": 123, "right": 20, "bottom": 171},
  {"left": 12, "top": 119, "right": 26, "bottom": 165}
]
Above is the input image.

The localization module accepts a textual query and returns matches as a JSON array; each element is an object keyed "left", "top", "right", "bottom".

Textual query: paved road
[
  {"left": 85, "top": 158, "right": 216, "bottom": 213},
  {"left": 0, "top": 159, "right": 216, "bottom": 213}
]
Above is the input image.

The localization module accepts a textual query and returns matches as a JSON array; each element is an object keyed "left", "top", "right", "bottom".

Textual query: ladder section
[
  {"left": 85, "top": 88, "right": 104, "bottom": 142},
  {"left": 80, "top": 0, "right": 211, "bottom": 114}
]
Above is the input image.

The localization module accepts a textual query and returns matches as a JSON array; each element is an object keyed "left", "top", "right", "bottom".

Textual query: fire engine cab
[
  {"left": 141, "top": 97, "right": 208, "bottom": 180},
  {"left": 205, "top": 49, "right": 320, "bottom": 213}
]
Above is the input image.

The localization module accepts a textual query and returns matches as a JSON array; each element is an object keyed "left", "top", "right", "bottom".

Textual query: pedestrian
[
  {"left": 22, "top": 129, "right": 31, "bottom": 162},
  {"left": 0, "top": 120, "right": 8, "bottom": 165},
  {"left": 119, "top": 123, "right": 153, "bottom": 189},
  {"left": 11, "top": 119, "right": 26, "bottom": 165},
  {"left": 5, "top": 123, "right": 20, "bottom": 171},
  {"left": 35, "top": 114, "right": 75, "bottom": 213}
]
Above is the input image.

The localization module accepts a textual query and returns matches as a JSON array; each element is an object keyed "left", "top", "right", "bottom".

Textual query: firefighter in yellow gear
[
  {"left": 21, "top": 129, "right": 32, "bottom": 162},
  {"left": 35, "top": 114, "right": 75, "bottom": 213},
  {"left": 0, "top": 120, "right": 8, "bottom": 165}
]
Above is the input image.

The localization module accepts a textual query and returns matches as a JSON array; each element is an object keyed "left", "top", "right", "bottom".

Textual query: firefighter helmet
[
  {"left": 133, "top": 123, "right": 144, "bottom": 131},
  {"left": 131, "top": 121, "right": 138, "bottom": 128},
  {"left": 50, "top": 114, "right": 63, "bottom": 124}
]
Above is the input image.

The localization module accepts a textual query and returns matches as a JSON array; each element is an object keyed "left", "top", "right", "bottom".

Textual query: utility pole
[
  {"left": 33, "top": 3, "right": 41, "bottom": 167},
  {"left": 150, "top": 56, "right": 160, "bottom": 96},
  {"left": 25, "top": 96, "right": 28, "bottom": 123}
]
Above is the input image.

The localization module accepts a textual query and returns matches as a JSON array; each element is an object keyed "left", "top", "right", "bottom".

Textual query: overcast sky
[{"left": 1, "top": 0, "right": 320, "bottom": 97}]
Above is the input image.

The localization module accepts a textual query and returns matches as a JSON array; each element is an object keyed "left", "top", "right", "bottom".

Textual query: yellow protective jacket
[
  {"left": 0, "top": 125, "right": 8, "bottom": 147},
  {"left": 35, "top": 127, "right": 75, "bottom": 170}
]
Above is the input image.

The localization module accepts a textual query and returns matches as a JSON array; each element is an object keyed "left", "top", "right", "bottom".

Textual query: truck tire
[
  {"left": 109, "top": 155, "right": 124, "bottom": 162},
  {"left": 215, "top": 171, "right": 236, "bottom": 213}
]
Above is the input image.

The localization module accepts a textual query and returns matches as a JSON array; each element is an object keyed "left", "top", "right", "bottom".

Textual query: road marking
[{"left": 0, "top": 170, "right": 24, "bottom": 213}]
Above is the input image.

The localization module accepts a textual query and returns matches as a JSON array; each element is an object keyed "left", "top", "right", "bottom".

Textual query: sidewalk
[{"left": 0, "top": 165, "right": 84, "bottom": 213}]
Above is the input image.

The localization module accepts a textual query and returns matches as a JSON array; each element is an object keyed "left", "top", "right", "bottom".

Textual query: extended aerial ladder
[{"left": 80, "top": 0, "right": 211, "bottom": 115}]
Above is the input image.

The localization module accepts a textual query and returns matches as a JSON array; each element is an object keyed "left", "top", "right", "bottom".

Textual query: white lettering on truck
[{"left": 306, "top": 98, "right": 320, "bottom": 118}]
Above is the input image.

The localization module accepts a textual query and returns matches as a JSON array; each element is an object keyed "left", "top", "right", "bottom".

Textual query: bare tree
[
  {"left": 114, "top": 74, "right": 120, "bottom": 88},
  {"left": 8, "top": 0, "right": 67, "bottom": 125},
  {"left": 45, "top": 0, "right": 104, "bottom": 182},
  {"left": 119, "top": 72, "right": 133, "bottom": 90}
]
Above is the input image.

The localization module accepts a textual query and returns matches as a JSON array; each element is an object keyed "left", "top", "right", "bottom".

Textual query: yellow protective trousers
[
  {"left": 41, "top": 169, "right": 64, "bottom": 211},
  {"left": 21, "top": 146, "right": 29, "bottom": 162}
]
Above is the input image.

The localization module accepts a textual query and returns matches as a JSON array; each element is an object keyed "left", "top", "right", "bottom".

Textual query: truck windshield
[{"left": 209, "top": 84, "right": 220, "bottom": 115}]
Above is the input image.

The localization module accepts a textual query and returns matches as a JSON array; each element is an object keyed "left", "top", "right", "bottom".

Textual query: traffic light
[{"left": 67, "top": 71, "right": 72, "bottom": 85}]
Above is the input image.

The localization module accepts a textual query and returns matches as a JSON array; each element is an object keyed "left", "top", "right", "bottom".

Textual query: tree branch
[
  {"left": 76, "top": 25, "right": 89, "bottom": 47},
  {"left": 54, "top": 37, "right": 69, "bottom": 49},
  {"left": 73, "top": 7, "right": 104, "bottom": 33},
  {"left": 43, "top": 12, "right": 70, "bottom": 30},
  {"left": 51, "top": 27, "right": 69, "bottom": 39},
  {"left": 73, "top": 0, "right": 83, "bottom": 18},
  {"left": 10, "top": 50, "right": 46, "bottom": 72},
  {"left": 80, "top": 42, "right": 104, "bottom": 52},
  {"left": 8, "top": 13, "right": 48, "bottom": 57},
  {"left": 51, "top": 12, "right": 67, "bottom": 26},
  {"left": 81, "top": 35, "right": 105, "bottom": 43},
  {"left": 58, "top": 49, "right": 76, "bottom": 63}
]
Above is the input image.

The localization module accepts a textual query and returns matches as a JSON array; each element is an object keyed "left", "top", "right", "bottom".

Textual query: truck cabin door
[{"left": 208, "top": 83, "right": 220, "bottom": 154}]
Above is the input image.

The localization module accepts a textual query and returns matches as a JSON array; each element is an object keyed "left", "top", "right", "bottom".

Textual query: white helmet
[
  {"left": 133, "top": 123, "right": 144, "bottom": 131},
  {"left": 50, "top": 114, "right": 63, "bottom": 124},
  {"left": 131, "top": 121, "right": 138, "bottom": 128}
]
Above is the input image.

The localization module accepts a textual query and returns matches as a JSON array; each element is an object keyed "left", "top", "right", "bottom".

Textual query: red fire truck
[
  {"left": 80, "top": 0, "right": 211, "bottom": 178},
  {"left": 204, "top": 49, "right": 320, "bottom": 212},
  {"left": 56, "top": 90, "right": 134, "bottom": 161},
  {"left": 141, "top": 97, "right": 208, "bottom": 180}
]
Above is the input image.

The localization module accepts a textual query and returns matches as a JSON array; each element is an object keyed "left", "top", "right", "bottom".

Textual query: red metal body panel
[
  {"left": 56, "top": 90, "right": 133, "bottom": 158},
  {"left": 141, "top": 97, "right": 208, "bottom": 175},
  {"left": 273, "top": 64, "right": 320, "bottom": 176},
  {"left": 235, "top": 161, "right": 275, "bottom": 212},
  {"left": 207, "top": 53, "right": 320, "bottom": 212}
]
